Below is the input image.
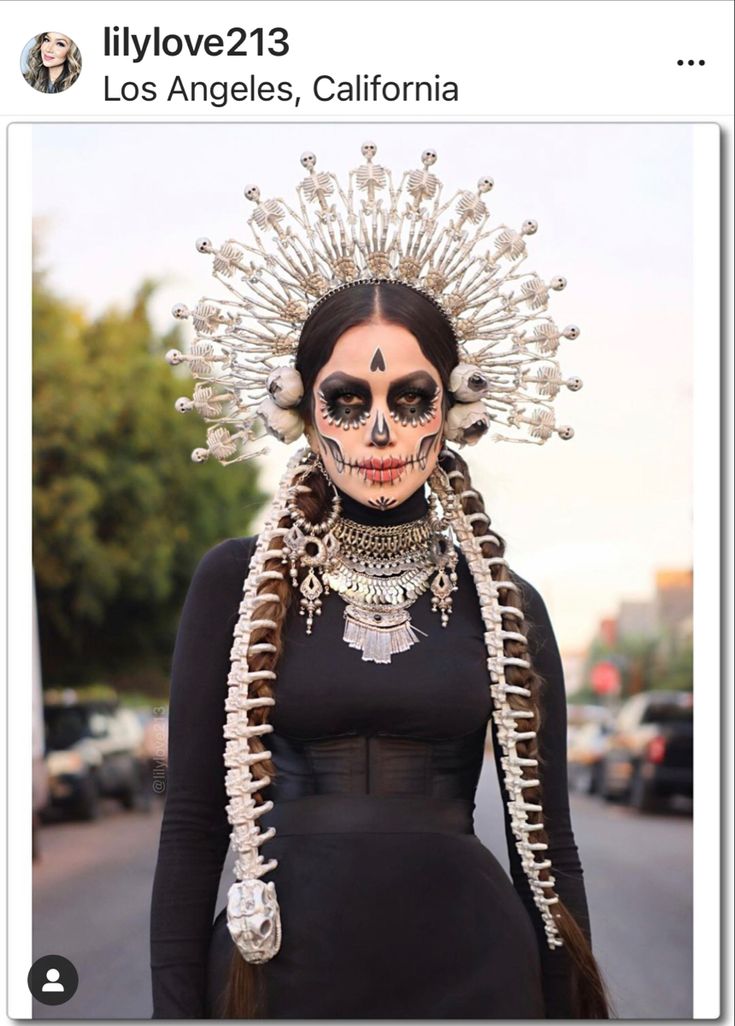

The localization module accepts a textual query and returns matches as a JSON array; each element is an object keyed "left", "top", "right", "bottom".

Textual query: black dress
[{"left": 150, "top": 487, "right": 592, "bottom": 1019}]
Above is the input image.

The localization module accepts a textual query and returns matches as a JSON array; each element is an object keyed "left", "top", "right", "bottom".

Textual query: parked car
[
  {"left": 567, "top": 703, "right": 612, "bottom": 730},
  {"left": 43, "top": 698, "right": 149, "bottom": 821},
  {"left": 598, "top": 690, "right": 693, "bottom": 811},
  {"left": 567, "top": 719, "right": 613, "bottom": 794}
]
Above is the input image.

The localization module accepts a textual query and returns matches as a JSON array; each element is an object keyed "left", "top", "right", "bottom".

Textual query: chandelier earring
[
  {"left": 283, "top": 455, "right": 342, "bottom": 634},
  {"left": 425, "top": 481, "right": 459, "bottom": 627}
]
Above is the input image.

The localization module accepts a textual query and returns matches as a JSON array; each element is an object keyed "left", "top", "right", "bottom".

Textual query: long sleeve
[
  {"left": 489, "top": 574, "right": 592, "bottom": 1019},
  {"left": 149, "top": 537, "right": 255, "bottom": 1018}
]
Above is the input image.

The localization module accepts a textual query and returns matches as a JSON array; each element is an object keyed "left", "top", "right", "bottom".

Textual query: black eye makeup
[
  {"left": 318, "top": 373, "right": 371, "bottom": 431},
  {"left": 387, "top": 372, "right": 439, "bottom": 428}
]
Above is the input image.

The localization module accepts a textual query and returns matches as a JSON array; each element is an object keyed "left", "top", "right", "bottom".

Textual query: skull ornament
[
  {"left": 449, "top": 363, "right": 493, "bottom": 402},
  {"left": 445, "top": 402, "right": 491, "bottom": 445},
  {"left": 227, "top": 878, "right": 282, "bottom": 963},
  {"left": 266, "top": 366, "right": 304, "bottom": 408},
  {"left": 258, "top": 396, "right": 305, "bottom": 444}
]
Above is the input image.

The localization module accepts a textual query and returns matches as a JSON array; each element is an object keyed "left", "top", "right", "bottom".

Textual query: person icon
[
  {"left": 41, "top": 967, "right": 64, "bottom": 993},
  {"left": 20, "top": 32, "right": 82, "bottom": 94},
  {"left": 27, "top": 954, "right": 78, "bottom": 1004}
]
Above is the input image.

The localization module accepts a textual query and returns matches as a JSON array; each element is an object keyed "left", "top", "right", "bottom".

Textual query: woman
[
  {"left": 23, "top": 32, "right": 81, "bottom": 93},
  {"left": 151, "top": 144, "right": 612, "bottom": 1019}
]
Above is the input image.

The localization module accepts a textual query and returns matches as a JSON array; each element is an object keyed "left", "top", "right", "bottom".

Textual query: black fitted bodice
[
  {"left": 266, "top": 729, "right": 487, "bottom": 803},
  {"left": 150, "top": 483, "right": 592, "bottom": 1019}
]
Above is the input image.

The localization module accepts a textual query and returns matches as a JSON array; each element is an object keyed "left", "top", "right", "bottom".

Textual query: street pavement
[{"left": 32, "top": 759, "right": 692, "bottom": 1019}]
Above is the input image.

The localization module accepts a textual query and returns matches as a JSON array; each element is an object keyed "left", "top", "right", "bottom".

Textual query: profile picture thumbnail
[{"left": 21, "top": 32, "right": 81, "bottom": 94}]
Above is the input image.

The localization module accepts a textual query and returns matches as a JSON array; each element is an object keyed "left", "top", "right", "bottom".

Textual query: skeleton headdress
[
  {"left": 168, "top": 142, "right": 581, "bottom": 462},
  {"left": 168, "top": 143, "right": 580, "bottom": 965}
]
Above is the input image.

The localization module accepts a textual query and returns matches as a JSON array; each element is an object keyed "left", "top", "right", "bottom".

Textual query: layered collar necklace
[{"left": 283, "top": 471, "right": 458, "bottom": 664}]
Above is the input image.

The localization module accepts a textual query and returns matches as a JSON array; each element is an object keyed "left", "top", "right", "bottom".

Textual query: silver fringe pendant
[
  {"left": 342, "top": 604, "right": 422, "bottom": 664},
  {"left": 319, "top": 508, "right": 458, "bottom": 664}
]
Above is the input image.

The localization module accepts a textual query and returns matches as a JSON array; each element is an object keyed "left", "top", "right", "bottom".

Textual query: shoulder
[
  {"left": 457, "top": 551, "right": 553, "bottom": 633},
  {"left": 187, "top": 536, "right": 259, "bottom": 604},
  {"left": 195, "top": 535, "right": 258, "bottom": 576},
  {"left": 504, "top": 572, "right": 563, "bottom": 681},
  {"left": 507, "top": 570, "right": 549, "bottom": 623},
  {"left": 507, "top": 570, "right": 559, "bottom": 657}
]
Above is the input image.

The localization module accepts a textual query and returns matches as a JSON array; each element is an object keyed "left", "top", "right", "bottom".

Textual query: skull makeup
[{"left": 307, "top": 322, "right": 446, "bottom": 510}]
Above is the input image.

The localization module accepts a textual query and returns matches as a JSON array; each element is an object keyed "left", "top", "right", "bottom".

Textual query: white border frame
[{"left": 5, "top": 120, "right": 722, "bottom": 1020}]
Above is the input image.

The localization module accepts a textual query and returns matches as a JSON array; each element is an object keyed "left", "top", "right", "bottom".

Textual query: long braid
[
  {"left": 439, "top": 448, "right": 612, "bottom": 1019},
  {"left": 222, "top": 459, "right": 333, "bottom": 1018}
]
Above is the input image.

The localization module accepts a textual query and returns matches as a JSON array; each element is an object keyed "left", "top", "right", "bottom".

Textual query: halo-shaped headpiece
[{"left": 168, "top": 142, "right": 582, "bottom": 464}]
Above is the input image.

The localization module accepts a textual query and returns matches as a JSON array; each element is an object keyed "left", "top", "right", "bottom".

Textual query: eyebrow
[
  {"left": 387, "top": 371, "right": 439, "bottom": 398},
  {"left": 318, "top": 372, "right": 371, "bottom": 396}
]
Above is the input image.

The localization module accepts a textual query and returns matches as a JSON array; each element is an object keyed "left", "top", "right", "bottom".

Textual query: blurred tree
[
  {"left": 653, "top": 634, "right": 693, "bottom": 693},
  {"left": 33, "top": 264, "right": 266, "bottom": 690}
]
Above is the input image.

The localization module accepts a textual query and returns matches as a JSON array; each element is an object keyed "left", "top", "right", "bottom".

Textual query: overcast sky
[{"left": 32, "top": 122, "right": 694, "bottom": 652}]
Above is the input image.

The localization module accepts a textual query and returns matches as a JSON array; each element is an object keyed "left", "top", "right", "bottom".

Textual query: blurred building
[
  {"left": 595, "top": 569, "right": 692, "bottom": 648},
  {"left": 560, "top": 650, "right": 586, "bottom": 695},
  {"left": 597, "top": 617, "right": 618, "bottom": 647},
  {"left": 617, "top": 600, "right": 658, "bottom": 640},
  {"left": 655, "top": 569, "right": 693, "bottom": 642}
]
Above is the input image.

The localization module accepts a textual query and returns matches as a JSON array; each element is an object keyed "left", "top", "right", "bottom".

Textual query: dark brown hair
[{"left": 221, "top": 282, "right": 612, "bottom": 1018}]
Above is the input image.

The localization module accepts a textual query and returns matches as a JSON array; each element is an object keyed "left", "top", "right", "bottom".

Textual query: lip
[
  {"left": 42, "top": 53, "right": 54, "bottom": 61},
  {"left": 357, "top": 457, "right": 407, "bottom": 483}
]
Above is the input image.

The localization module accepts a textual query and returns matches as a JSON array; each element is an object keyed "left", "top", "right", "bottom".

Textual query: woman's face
[
  {"left": 307, "top": 321, "right": 445, "bottom": 511},
  {"left": 41, "top": 33, "right": 70, "bottom": 69}
]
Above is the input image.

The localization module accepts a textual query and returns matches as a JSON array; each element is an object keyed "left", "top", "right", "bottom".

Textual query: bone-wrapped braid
[
  {"left": 222, "top": 450, "right": 336, "bottom": 1018},
  {"left": 437, "top": 447, "right": 611, "bottom": 1019}
]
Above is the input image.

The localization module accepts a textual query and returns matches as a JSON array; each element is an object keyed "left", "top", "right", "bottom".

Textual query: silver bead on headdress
[{"left": 167, "top": 142, "right": 581, "bottom": 463}]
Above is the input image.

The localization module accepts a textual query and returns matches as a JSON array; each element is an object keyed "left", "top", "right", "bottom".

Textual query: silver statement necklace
[{"left": 283, "top": 464, "right": 459, "bottom": 664}]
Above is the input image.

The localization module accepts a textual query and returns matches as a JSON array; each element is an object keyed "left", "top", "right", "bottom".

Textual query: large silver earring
[
  {"left": 283, "top": 453, "right": 341, "bottom": 634},
  {"left": 426, "top": 477, "right": 459, "bottom": 626}
]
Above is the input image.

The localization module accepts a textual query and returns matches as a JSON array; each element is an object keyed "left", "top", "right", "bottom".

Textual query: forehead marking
[{"left": 369, "top": 347, "right": 386, "bottom": 372}]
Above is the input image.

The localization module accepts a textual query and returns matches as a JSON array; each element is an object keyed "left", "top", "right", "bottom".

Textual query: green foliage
[
  {"left": 657, "top": 636, "right": 693, "bottom": 693},
  {"left": 33, "top": 267, "right": 266, "bottom": 688}
]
